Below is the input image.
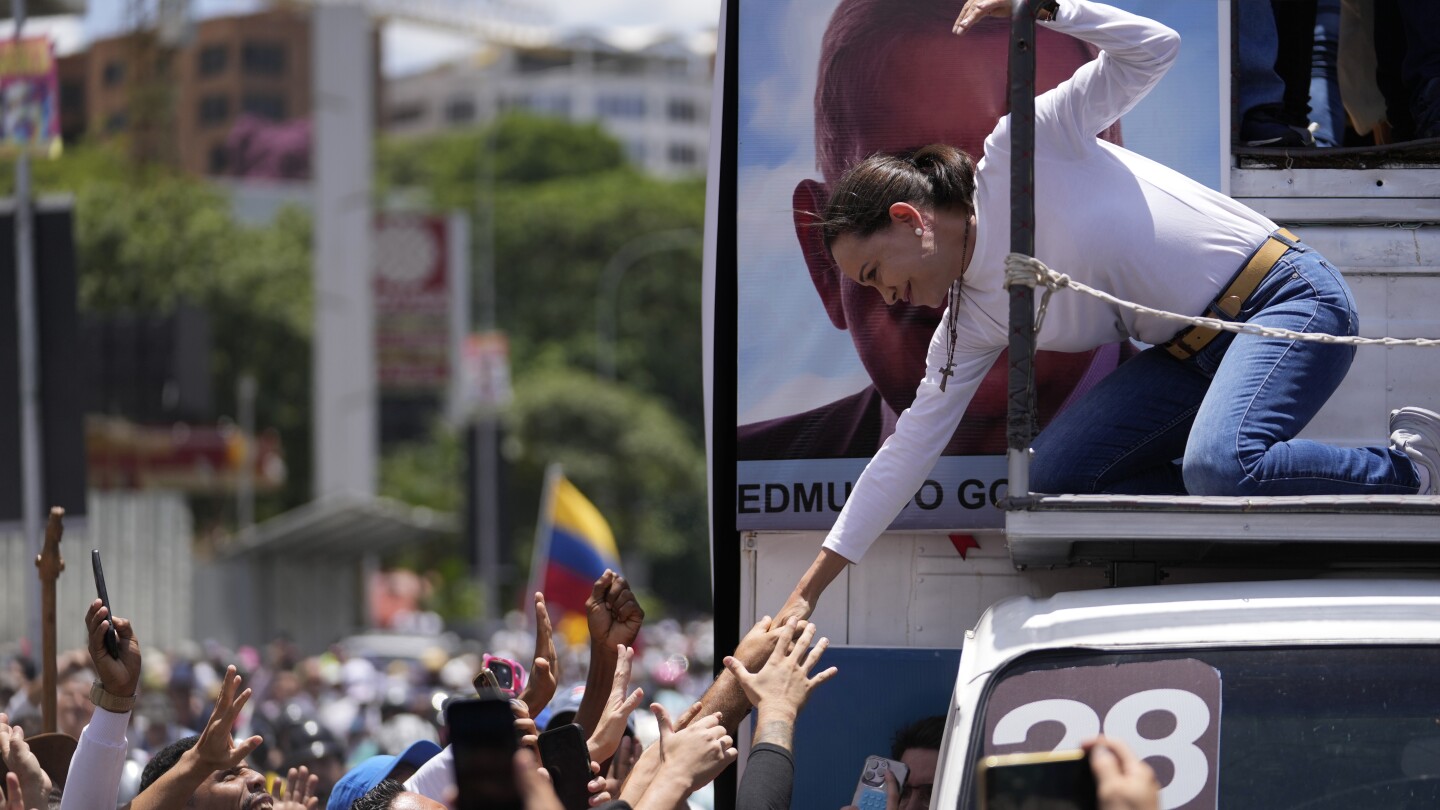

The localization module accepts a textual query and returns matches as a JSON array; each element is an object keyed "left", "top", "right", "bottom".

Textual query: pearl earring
[{"left": 914, "top": 227, "right": 923, "bottom": 237}]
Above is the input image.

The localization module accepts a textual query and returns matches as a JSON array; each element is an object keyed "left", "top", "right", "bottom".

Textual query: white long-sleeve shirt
[
  {"left": 822, "top": 0, "right": 1277, "bottom": 563},
  {"left": 59, "top": 709, "right": 130, "bottom": 810}
]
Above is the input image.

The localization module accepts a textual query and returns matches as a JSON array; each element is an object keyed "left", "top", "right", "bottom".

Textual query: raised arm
[
  {"left": 961, "top": 0, "right": 1179, "bottom": 153},
  {"left": 60, "top": 600, "right": 143, "bottom": 810}
]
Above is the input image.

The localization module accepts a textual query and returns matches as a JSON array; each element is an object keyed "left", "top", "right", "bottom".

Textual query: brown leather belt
[{"left": 1163, "top": 228, "right": 1298, "bottom": 360}]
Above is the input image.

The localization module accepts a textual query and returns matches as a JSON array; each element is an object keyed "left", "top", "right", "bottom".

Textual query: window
[
  {"left": 445, "top": 97, "right": 476, "bottom": 123},
  {"left": 105, "top": 109, "right": 127, "bottom": 133},
  {"left": 667, "top": 98, "right": 697, "bottom": 123},
  {"left": 197, "top": 45, "right": 227, "bottom": 77},
  {"left": 533, "top": 95, "right": 570, "bottom": 116},
  {"left": 208, "top": 144, "right": 229, "bottom": 175},
  {"left": 388, "top": 102, "right": 426, "bottom": 126},
  {"left": 242, "top": 94, "right": 286, "bottom": 121},
  {"left": 241, "top": 41, "right": 286, "bottom": 76},
  {"left": 102, "top": 60, "right": 125, "bottom": 86},
  {"left": 971, "top": 646, "right": 1440, "bottom": 810},
  {"left": 668, "top": 142, "right": 697, "bottom": 166},
  {"left": 198, "top": 95, "right": 230, "bottom": 127},
  {"left": 516, "top": 51, "right": 572, "bottom": 74},
  {"left": 598, "top": 95, "right": 646, "bottom": 119}
]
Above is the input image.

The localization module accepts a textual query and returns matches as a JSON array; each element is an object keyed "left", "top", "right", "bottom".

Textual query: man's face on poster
[{"left": 795, "top": 25, "right": 1111, "bottom": 417}]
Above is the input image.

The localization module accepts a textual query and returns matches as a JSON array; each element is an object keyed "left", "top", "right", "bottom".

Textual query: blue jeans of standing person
[
  {"left": 1237, "top": 0, "right": 1287, "bottom": 116},
  {"left": 1029, "top": 232, "right": 1423, "bottom": 496}
]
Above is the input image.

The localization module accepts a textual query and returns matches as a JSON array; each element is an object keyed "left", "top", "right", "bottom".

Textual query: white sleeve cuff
[{"left": 82, "top": 708, "right": 132, "bottom": 749}]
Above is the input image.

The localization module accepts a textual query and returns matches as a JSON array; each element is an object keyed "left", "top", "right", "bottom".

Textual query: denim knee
[
  {"left": 1181, "top": 440, "right": 1257, "bottom": 497},
  {"left": 1030, "top": 451, "right": 1099, "bottom": 494}
]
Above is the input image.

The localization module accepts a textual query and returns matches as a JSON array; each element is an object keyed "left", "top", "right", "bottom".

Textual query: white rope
[{"left": 1002, "top": 253, "right": 1440, "bottom": 348}]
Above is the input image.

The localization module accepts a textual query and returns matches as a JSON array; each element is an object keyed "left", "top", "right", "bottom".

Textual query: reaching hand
[
  {"left": 952, "top": 0, "right": 1014, "bottom": 35},
  {"left": 190, "top": 666, "right": 263, "bottom": 773},
  {"left": 731, "top": 615, "right": 780, "bottom": 671},
  {"left": 1085, "top": 737, "right": 1161, "bottom": 810},
  {"left": 587, "top": 645, "right": 645, "bottom": 763},
  {"left": 85, "top": 599, "right": 141, "bottom": 699},
  {"left": 651, "top": 705, "right": 738, "bottom": 792},
  {"left": 723, "top": 620, "right": 836, "bottom": 718},
  {"left": 0, "top": 716, "right": 50, "bottom": 810},
  {"left": 272, "top": 765, "right": 318, "bottom": 810},
  {"left": 519, "top": 593, "right": 559, "bottom": 715},
  {"left": 586, "top": 571, "right": 644, "bottom": 650},
  {"left": 5, "top": 772, "right": 38, "bottom": 810},
  {"left": 512, "top": 699, "right": 540, "bottom": 751}
]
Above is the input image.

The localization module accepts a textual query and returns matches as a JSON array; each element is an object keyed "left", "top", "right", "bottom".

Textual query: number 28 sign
[{"left": 980, "top": 658, "right": 1222, "bottom": 810}]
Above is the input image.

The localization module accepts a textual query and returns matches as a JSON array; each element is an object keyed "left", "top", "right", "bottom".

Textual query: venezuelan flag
[{"left": 529, "top": 468, "right": 621, "bottom": 618}]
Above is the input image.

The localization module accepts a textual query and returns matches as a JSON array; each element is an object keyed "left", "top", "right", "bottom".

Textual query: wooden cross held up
[{"left": 34, "top": 507, "right": 65, "bottom": 734}]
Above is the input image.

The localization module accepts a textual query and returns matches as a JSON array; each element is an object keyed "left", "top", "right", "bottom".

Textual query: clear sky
[{"left": 6, "top": 0, "right": 722, "bottom": 76}]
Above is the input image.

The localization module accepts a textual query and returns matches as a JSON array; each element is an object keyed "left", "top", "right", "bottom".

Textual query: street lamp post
[{"left": 595, "top": 228, "right": 699, "bottom": 380}]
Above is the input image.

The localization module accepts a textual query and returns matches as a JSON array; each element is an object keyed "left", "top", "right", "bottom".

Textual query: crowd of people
[{"left": 0, "top": 567, "right": 1160, "bottom": 809}]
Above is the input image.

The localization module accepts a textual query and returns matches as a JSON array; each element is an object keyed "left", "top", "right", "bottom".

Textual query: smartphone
[
  {"left": 852, "top": 755, "right": 909, "bottom": 810},
  {"left": 537, "top": 722, "right": 592, "bottom": 810},
  {"left": 483, "top": 654, "right": 526, "bottom": 697},
  {"left": 474, "top": 668, "right": 503, "bottom": 697},
  {"left": 976, "top": 749, "right": 1098, "bottom": 810},
  {"left": 448, "top": 696, "right": 522, "bottom": 810},
  {"left": 91, "top": 550, "right": 121, "bottom": 659}
]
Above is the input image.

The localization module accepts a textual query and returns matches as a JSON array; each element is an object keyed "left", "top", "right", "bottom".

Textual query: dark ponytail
[{"left": 816, "top": 143, "right": 975, "bottom": 246}]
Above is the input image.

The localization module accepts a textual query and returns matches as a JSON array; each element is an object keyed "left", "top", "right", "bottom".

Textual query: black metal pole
[{"left": 1007, "top": 0, "right": 1038, "bottom": 497}]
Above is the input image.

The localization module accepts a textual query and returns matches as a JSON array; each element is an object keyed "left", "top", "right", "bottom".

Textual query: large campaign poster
[{"left": 735, "top": 0, "right": 1223, "bottom": 531}]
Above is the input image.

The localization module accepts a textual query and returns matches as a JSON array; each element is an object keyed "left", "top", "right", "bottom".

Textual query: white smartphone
[{"left": 852, "top": 755, "right": 909, "bottom": 810}]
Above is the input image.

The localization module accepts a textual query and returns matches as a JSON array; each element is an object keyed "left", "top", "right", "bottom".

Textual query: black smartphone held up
[
  {"left": 448, "top": 696, "right": 522, "bottom": 810},
  {"left": 977, "top": 749, "right": 1098, "bottom": 810},
  {"left": 487, "top": 658, "right": 516, "bottom": 692},
  {"left": 537, "top": 722, "right": 592, "bottom": 810},
  {"left": 91, "top": 549, "right": 121, "bottom": 659}
]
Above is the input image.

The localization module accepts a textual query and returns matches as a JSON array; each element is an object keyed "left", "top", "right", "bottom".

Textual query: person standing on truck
[{"left": 775, "top": 0, "right": 1440, "bottom": 624}]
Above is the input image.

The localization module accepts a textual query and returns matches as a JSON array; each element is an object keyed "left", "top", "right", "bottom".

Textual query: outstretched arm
[{"left": 130, "top": 667, "right": 263, "bottom": 810}]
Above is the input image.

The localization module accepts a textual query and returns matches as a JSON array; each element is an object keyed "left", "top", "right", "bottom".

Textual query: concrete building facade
[{"left": 384, "top": 32, "right": 713, "bottom": 177}]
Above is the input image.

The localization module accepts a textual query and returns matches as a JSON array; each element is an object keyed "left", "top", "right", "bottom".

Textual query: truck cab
[{"left": 932, "top": 578, "right": 1440, "bottom": 810}]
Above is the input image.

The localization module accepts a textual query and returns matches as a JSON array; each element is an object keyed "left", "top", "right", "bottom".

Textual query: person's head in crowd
[
  {"left": 351, "top": 778, "right": 446, "bottom": 810},
  {"left": 889, "top": 714, "right": 944, "bottom": 810},
  {"left": 137, "top": 736, "right": 201, "bottom": 795},
  {"left": 56, "top": 669, "right": 94, "bottom": 740},
  {"left": 792, "top": 0, "right": 1121, "bottom": 424},
  {"left": 326, "top": 741, "right": 443, "bottom": 810},
  {"left": 281, "top": 722, "right": 346, "bottom": 805}
]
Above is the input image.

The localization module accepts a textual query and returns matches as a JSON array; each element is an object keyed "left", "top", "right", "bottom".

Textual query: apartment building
[{"left": 384, "top": 31, "right": 713, "bottom": 177}]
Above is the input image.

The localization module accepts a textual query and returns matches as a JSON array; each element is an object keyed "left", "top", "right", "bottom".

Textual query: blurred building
[
  {"left": 384, "top": 31, "right": 714, "bottom": 177},
  {"left": 57, "top": 8, "right": 380, "bottom": 178}
]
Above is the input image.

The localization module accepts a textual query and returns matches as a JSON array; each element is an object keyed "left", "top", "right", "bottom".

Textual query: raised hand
[
  {"left": 953, "top": 0, "right": 1015, "bottom": 35},
  {"left": 587, "top": 645, "right": 645, "bottom": 763},
  {"left": 85, "top": 598, "right": 141, "bottom": 701},
  {"left": 0, "top": 716, "right": 50, "bottom": 810},
  {"left": 191, "top": 666, "right": 263, "bottom": 773},
  {"left": 1085, "top": 737, "right": 1161, "bottom": 810},
  {"left": 5, "top": 772, "right": 37, "bottom": 810},
  {"left": 586, "top": 571, "right": 645, "bottom": 650},
  {"left": 270, "top": 760, "right": 316, "bottom": 807},
  {"left": 723, "top": 620, "right": 836, "bottom": 717},
  {"left": 519, "top": 593, "right": 559, "bottom": 715},
  {"left": 652, "top": 705, "right": 738, "bottom": 792}
]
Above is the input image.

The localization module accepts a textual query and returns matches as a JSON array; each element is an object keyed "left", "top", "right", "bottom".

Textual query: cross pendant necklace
[{"left": 937, "top": 212, "right": 972, "bottom": 393}]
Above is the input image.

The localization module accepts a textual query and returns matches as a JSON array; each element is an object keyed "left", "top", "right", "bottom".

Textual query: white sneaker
[{"left": 1389, "top": 406, "right": 1440, "bottom": 495}]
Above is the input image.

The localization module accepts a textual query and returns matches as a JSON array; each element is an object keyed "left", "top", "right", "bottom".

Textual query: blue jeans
[
  {"left": 1030, "top": 234, "right": 1422, "bottom": 496},
  {"left": 1238, "top": 0, "right": 1286, "bottom": 116}
]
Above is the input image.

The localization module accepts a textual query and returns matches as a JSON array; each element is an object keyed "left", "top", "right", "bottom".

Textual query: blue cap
[{"left": 326, "top": 740, "right": 442, "bottom": 810}]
